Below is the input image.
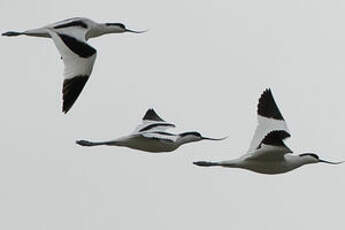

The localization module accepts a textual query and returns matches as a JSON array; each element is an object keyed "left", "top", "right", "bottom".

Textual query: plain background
[{"left": 1, "top": 0, "right": 345, "bottom": 229}]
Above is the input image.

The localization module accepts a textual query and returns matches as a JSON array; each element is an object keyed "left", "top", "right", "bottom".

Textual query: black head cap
[
  {"left": 179, "top": 131, "right": 202, "bottom": 137},
  {"left": 105, "top": 23, "right": 126, "bottom": 29},
  {"left": 299, "top": 153, "right": 319, "bottom": 159}
]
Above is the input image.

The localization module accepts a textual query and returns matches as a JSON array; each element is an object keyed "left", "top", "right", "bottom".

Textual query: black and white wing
[
  {"left": 133, "top": 109, "right": 176, "bottom": 133},
  {"left": 47, "top": 29, "right": 97, "bottom": 113},
  {"left": 245, "top": 89, "right": 292, "bottom": 159}
]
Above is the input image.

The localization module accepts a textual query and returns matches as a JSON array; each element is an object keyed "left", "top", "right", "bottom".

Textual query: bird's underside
[
  {"left": 120, "top": 135, "right": 179, "bottom": 153},
  {"left": 77, "top": 134, "right": 179, "bottom": 153}
]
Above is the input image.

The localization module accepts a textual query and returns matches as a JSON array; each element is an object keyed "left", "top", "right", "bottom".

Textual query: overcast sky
[{"left": 1, "top": 0, "right": 345, "bottom": 229}]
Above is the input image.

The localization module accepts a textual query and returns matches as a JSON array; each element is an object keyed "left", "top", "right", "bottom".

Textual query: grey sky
[{"left": 1, "top": 0, "right": 345, "bottom": 229}]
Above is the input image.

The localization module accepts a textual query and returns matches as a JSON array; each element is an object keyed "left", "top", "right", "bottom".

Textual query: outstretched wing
[
  {"left": 246, "top": 89, "right": 291, "bottom": 155},
  {"left": 47, "top": 30, "right": 97, "bottom": 113},
  {"left": 133, "top": 109, "right": 176, "bottom": 133}
]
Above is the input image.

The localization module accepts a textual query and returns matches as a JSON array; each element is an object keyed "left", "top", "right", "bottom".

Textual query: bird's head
[
  {"left": 103, "top": 23, "right": 146, "bottom": 33},
  {"left": 299, "top": 153, "right": 320, "bottom": 164},
  {"left": 299, "top": 153, "right": 344, "bottom": 165},
  {"left": 178, "top": 131, "right": 227, "bottom": 144}
]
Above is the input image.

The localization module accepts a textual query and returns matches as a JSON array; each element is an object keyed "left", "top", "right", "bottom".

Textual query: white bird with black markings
[
  {"left": 2, "top": 17, "right": 145, "bottom": 113},
  {"left": 194, "top": 89, "right": 344, "bottom": 174},
  {"left": 76, "top": 109, "right": 227, "bottom": 153}
]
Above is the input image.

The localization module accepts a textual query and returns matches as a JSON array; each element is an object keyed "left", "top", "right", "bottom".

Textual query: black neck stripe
[{"left": 151, "top": 131, "right": 175, "bottom": 136}]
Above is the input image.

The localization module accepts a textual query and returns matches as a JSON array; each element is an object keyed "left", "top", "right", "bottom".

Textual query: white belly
[
  {"left": 239, "top": 160, "right": 303, "bottom": 175},
  {"left": 118, "top": 136, "right": 179, "bottom": 153}
]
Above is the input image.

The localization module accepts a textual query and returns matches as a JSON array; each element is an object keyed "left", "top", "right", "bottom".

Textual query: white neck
[
  {"left": 176, "top": 136, "right": 200, "bottom": 146},
  {"left": 286, "top": 155, "right": 316, "bottom": 167}
]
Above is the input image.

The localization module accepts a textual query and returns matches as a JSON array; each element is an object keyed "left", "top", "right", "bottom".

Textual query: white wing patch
[
  {"left": 244, "top": 143, "right": 292, "bottom": 161},
  {"left": 47, "top": 30, "right": 97, "bottom": 80},
  {"left": 247, "top": 115, "right": 289, "bottom": 154}
]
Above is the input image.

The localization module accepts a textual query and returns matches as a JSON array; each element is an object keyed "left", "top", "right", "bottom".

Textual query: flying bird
[
  {"left": 76, "top": 109, "right": 227, "bottom": 153},
  {"left": 194, "top": 89, "right": 343, "bottom": 174},
  {"left": 2, "top": 17, "right": 145, "bottom": 113}
]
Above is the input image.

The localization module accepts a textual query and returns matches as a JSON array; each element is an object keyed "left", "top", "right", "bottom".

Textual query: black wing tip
[
  {"left": 257, "top": 88, "right": 284, "bottom": 120},
  {"left": 143, "top": 108, "right": 165, "bottom": 122},
  {"left": 62, "top": 106, "right": 71, "bottom": 113},
  {"left": 62, "top": 102, "right": 71, "bottom": 113},
  {"left": 193, "top": 161, "right": 218, "bottom": 167},
  {"left": 262, "top": 88, "right": 272, "bottom": 97},
  {"left": 62, "top": 75, "right": 89, "bottom": 114}
]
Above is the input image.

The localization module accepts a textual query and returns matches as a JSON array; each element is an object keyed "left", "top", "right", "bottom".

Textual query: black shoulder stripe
[
  {"left": 59, "top": 34, "right": 96, "bottom": 58},
  {"left": 62, "top": 75, "right": 89, "bottom": 113},
  {"left": 258, "top": 89, "right": 284, "bottom": 120},
  {"left": 143, "top": 109, "right": 165, "bottom": 122},
  {"left": 139, "top": 123, "right": 174, "bottom": 132},
  {"left": 54, "top": 20, "right": 88, "bottom": 29},
  {"left": 151, "top": 131, "right": 175, "bottom": 136},
  {"left": 148, "top": 137, "right": 174, "bottom": 143},
  {"left": 258, "top": 130, "right": 291, "bottom": 148}
]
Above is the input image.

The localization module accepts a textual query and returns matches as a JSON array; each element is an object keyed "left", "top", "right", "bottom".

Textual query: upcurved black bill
[
  {"left": 125, "top": 29, "right": 148, "bottom": 33},
  {"left": 319, "top": 159, "right": 345, "bottom": 165},
  {"left": 202, "top": 136, "right": 228, "bottom": 141}
]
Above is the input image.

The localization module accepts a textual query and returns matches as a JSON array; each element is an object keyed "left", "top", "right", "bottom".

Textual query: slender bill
[
  {"left": 125, "top": 29, "right": 148, "bottom": 33},
  {"left": 201, "top": 136, "right": 228, "bottom": 141},
  {"left": 319, "top": 159, "right": 345, "bottom": 165}
]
